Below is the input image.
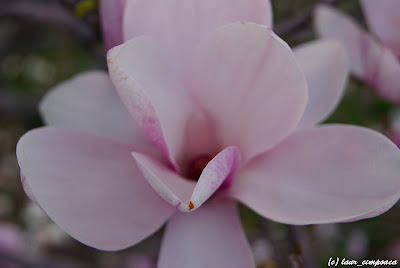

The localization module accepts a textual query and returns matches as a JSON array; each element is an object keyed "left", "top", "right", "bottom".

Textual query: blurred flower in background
[
  {"left": 0, "top": 223, "right": 25, "bottom": 267},
  {"left": 315, "top": 0, "right": 400, "bottom": 103}
]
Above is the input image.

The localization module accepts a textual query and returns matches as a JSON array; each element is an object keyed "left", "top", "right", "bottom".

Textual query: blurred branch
[
  {"left": 0, "top": 0, "right": 94, "bottom": 41},
  {"left": 262, "top": 221, "right": 281, "bottom": 260},
  {"left": 0, "top": 250, "right": 90, "bottom": 268},
  {"left": 262, "top": 221, "right": 310, "bottom": 267},
  {"left": 274, "top": 0, "right": 342, "bottom": 36},
  {"left": 288, "top": 226, "right": 316, "bottom": 268},
  {"left": 0, "top": 91, "right": 40, "bottom": 123},
  {"left": 0, "top": 22, "right": 19, "bottom": 60},
  {"left": 0, "top": 250, "right": 46, "bottom": 268}
]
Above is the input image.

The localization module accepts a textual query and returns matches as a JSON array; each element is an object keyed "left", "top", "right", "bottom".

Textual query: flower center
[{"left": 186, "top": 154, "right": 213, "bottom": 181}]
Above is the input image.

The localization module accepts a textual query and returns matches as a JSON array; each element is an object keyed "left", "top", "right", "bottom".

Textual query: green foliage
[{"left": 75, "top": 0, "right": 98, "bottom": 18}]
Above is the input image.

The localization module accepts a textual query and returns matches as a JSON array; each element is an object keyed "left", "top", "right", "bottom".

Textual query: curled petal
[
  {"left": 107, "top": 37, "right": 200, "bottom": 169},
  {"left": 187, "top": 22, "right": 308, "bottom": 163},
  {"left": 17, "top": 127, "right": 175, "bottom": 250},
  {"left": 133, "top": 153, "right": 195, "bottom": 211},
  {"left": 230, "top": 125, "right": 400, "bottom": 224},
  {"left": 133, "top": 147, "right": 241, "bottom": 212},
  {"left": 294, "top": 40, "right": 349, "bottom": 127},
  {"left": 158, "top": 199, "right": 254, "bottom": 268}
]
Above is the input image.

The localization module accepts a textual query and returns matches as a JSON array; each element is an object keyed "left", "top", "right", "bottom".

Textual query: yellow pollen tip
[{"left": 188, "top": 201, "right": 194, "bottom": 210}]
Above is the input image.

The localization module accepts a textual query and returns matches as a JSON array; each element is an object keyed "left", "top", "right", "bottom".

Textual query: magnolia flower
[
  {"left": 315, "top": 1, "right": 400, "bottom": 103},
  {"left": 17, "top": 1, "right": 400, "bottom": 267}
]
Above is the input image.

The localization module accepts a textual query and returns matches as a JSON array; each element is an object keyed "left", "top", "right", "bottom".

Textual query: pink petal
[
  {"left": 372, "top": 48, "right": 400, "bottom": 103},
  {"left": 133, "top": 153, "right": 196, "bottom": 211},
  {"left": 16, "top": 127, "right": 175, "bottom": 250},
  {"left": 107, "top": 37, "right": 199, "bottom": 169},
  {"left": 123, "top": 0, "right": 272, "bottom": 71},
  {"left": 158, "top": 198, "right": 254, "bottom": 268},
  {"left": 315, "top": 4, "right": 400, "bottom": 103},
  {"left": 39, "top": 71, "right": 152, "bottom": 150},
  {"left": 342, "top": 192, "right": 400, "bottom": 222},
  {"left": 230, "top": 125, "right": 400, "bottom": 224},
  {"left": 314, "top": 5, "right": 379, "bottom": 80},
  {"left": 133, "top": 147, "right": 241, "bottom": 212},
  {"left": 186, "top": 22, "right": 308, "bottom": 163},
  {"left": 294, "top": 40, "right": 349, "bottom": 127},
  {"left": 99, "top": 0, "right": 126, "bottom": 49},
  {"left": 361, "top": 0, "right": 400, "bottom": 56}
]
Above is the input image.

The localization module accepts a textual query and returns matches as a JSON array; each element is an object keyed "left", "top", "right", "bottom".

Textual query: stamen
[{"left": 188, "top": 201, "right": 194, "bottom": 210}]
